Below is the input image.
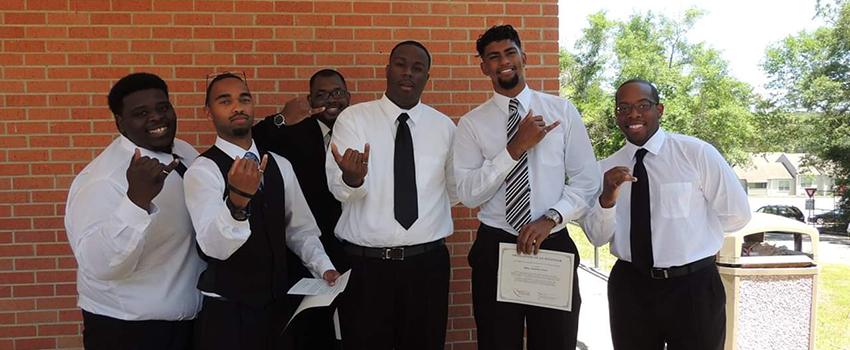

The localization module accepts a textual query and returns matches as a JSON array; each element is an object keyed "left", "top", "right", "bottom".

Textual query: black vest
[{"left": 197, "top": 145, "right": 288, "bottom": 308}]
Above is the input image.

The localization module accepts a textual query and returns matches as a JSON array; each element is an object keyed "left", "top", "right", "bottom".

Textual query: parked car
[
  {"left": 808, "top": 208, "right": 845, "bottom": 225},
  {"left": 756, "top": 205, "right": 805, "bottom": 223}
]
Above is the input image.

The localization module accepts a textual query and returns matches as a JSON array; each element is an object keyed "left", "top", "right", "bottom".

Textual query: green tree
[
  {"left": 763, "top": 0, "right": 850, "bottom": 204},
  {"left": 561, "top": 9, "right": 760, "bottom": 165}
]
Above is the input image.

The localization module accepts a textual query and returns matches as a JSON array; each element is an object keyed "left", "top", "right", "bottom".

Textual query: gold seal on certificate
[{"left": 496, "top": 242, "right": 575, "bottom": 311}]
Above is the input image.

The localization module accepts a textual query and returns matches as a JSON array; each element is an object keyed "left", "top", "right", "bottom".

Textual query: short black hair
[
  {"left": 616, "top": 79, "right": 661, "bottom": 103},
  {"left": 205, "top": 72, "right": 247, "bottom": 107},
  {"left": 476, "top": 24, "right": 523, "bottom": 57},
  {"left": 108, "top": 72, "right": 169, "bottom": 116},
  {"left": 389, "top": 40, "right": 431, "bottom": 69},
  {"left": 309, "top": 69, "right": 347, "bottom": 90}
]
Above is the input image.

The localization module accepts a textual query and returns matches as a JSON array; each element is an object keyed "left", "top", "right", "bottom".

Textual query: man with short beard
[
  {"left": 65, "top": 72, "right": 204, "bottom": 349},
  {"left": 326, "top": 41, "right": 457, "bottom": 350},
  {"left": 184, "top": 72, "right": 339, "bottom": 350},
  {"left": 252, "top": 69, "right": 351, "bottom": 349},
  {"left": 453, "top": 25, "right": 600, "bottom": 349}
]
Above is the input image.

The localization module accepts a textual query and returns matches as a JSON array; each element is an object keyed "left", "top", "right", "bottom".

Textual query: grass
[
  {"left": 567, "top": 223, "right": 617, "bottom": 273},
  {"left": 816, "top": 264, "right": 850, "bottom": 350},
  {"left": 567, "top": 224, "right": 850, "bottom": 350}
]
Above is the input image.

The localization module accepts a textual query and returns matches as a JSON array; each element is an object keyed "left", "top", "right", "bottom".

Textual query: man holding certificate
[{"left": 453, "top": 25, "right": 600, "bottom": 349}]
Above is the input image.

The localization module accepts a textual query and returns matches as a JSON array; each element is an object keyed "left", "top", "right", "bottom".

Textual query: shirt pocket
[
  {"left": 657, "top": 182, "right": 692, "bottom": 218},
  {"left": 537, "top": 131, "right": 565, "bottom": 166}
]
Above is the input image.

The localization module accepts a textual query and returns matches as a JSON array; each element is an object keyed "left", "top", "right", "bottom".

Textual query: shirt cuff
[
  {"left": 113, "top": 196, "right": 153, "bottom": 237},
  {"left": 313, "top": 259, "right": 337, "bottom": 279},
  {"left": 596, "top": 200, "right": 617, "bottom": 221}
]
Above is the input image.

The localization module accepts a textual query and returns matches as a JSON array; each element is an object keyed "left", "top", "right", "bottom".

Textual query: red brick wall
[{"left": 0, "top": 1, "right": 559, "bottom": 348}]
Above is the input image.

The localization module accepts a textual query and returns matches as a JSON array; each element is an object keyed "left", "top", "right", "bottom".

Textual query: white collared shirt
[
  {"left": 65, "top": 136, "right": 205, "bottom": 321},
  {"left": 580, "top": 129, "right": 752, "bottom": 267},
  {"left": 184, "top": 137, "right": 335, "bottom": 277},
  {"left": 453, "top": 86, "right": 601, "bottom": 235},
  {"left": 318, "top": 119, "right": 332, "bottom": 152},
  {"left": 325, "top": 94, "right": 458, "bottom": 247}
]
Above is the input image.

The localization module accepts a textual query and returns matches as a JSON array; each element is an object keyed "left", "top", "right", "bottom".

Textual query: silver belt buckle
[
  {"left": 382, "top": 247, "right": 405, "bottom": 260},
  {"left": 650, "top": 268, "right": 669, "bottom": 279}
]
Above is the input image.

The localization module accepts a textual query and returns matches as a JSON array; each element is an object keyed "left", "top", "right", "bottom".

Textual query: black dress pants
[
  {"left": 469, "top": 224, "right": 582, "bottom": 350},
  {"left": 81, "top": 309, "right": 193, "bottom": 350},
  {"left": 608, "top": 259, "right": 726, "bottom": 350},
  {"left": 193, "top": 297, "right": 290, "bottom": 350},
  {"left": 339, "top": 243, "right": 450, "bottom": 350}
]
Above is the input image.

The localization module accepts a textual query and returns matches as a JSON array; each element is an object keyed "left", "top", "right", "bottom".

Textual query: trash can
[{"left": 717, "top": 212, "right": 819, "bottom": 350}]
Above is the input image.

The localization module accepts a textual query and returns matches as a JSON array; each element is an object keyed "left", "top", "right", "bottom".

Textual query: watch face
[{"left": 273, "top": 113, "right": 284, "bottom": 127}]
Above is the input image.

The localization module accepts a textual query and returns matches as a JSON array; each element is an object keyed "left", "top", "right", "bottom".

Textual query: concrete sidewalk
[{"left": 576, "top": 265, "right": 613, "bottom": 350}]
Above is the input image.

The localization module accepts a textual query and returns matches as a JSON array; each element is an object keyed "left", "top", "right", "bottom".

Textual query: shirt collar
[
  {"left": 492, "top": 84, "right": 532, "bottom": 116},
  {"left": 317, "top": 120, "right": 331, "bottom": 138},
  {"left": 379, "top": 94, "right": 423, "bottom": 125},
  {"left": 214, "top": 136, "right": 260, "bottom": 160},
  {"left": 624, "top": 128, "right": 667, "bottom": 159},
  {"left": 117, "top": 135, "right": 176, "bottom": 164}
]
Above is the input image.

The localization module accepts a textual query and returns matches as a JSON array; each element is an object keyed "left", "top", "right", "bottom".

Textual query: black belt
[
  {"left": 634, "top": 256, "right": 716, "bottom": 279},
  {"left": 342, "top": 239, "right": 445, "bottom": 261}
]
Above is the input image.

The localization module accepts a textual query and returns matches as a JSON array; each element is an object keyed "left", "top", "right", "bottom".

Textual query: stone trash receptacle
[{"left": 717, "top": 212, "right": 819, "bottom": 350}]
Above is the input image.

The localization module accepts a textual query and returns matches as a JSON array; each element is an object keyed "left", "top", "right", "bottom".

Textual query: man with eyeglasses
[
  {"left": 184, "top": 71, "right": 340, "bottom": 350},
  {"left": 580, "top": 79, "right": 750, "bottom": 350},
  {"left": 252, "top": 69, "right": 351, "bottom": 349}
]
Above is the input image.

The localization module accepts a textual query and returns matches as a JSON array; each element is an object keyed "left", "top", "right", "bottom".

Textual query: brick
[
  {"left": 192, "top": 27, "right": 234, "bottom": 39},
  {"left": 0, "top": 272, "right": 34, "bottom": 284},
  {"left": 315, "top": 1, "right": 352, "bottom": 14},
  {"left": 234, "top": 1, "right": 273, "bottom": 12},
  {"left": 13, "top": 204, "right": 56, "bottom": 217},
  {"left": 432, "top": 3, "right": 467, "bottom": 15},
  {"left": 36, "top": 271, "right": 75, "bottom": 283},
  {"left": 39, "top": 323, "right": 79, "bottom": 336},
  {"left": 130, "top": 40, "right": 171, "bottom": 52},
  {"left": 35, "top": 296, "right": 77, "bottom": 309},
  {"left": 133, "top": 13, "right": 173, "bottom": 25},
  {"left": 235, "top": 27, "right": 275, "bottom": 40},
  {"left": 195, "top": 0, "right": 234, "bottom": 11},
  {"left": 58, "top": 310, "right": 82, "bottom": 322},
  {"left": 13, "top": 285, "right": 55, "bottom": 297},
  {"left": 173, "top": 41, "right": 212, "bottom": 52},
  {"left": 256, "top": 14, "right": 293, "bottom": 26},
  {"left": 174, "top": 13, "right": 213, "bottom": 26},
  {"left": 0, "top": 0, "right": 24, "bottom": 10},
  {"left": 16, "top": 310, "right": 57, "bottom": 324},
  {"left": 36, "top": 243, "right": 72, "bottom": 255},
  {"left": 69, "top": 27, "right": 109, "bottom": 39},
  {"left": 469, "top": 3, "right": 505, "bottom": 15},
  {"left": 31, "top": 191, "right": 68, "bottom": 203},
  {"left": 113, "top": 0, "right": 152, "bottom": 11},
  {"left": 15, "top": 257, "right": 57, "bottom": 270},
  {"left": 374, "top": 15, "right": 410, "bottom": 27},
  {"left": 56, "top": 335, "right": 83, "bottom": 348},
  {"left": 354, "top": 2, "right": 390, "bottom": 13},
  {"left": 294, "top": 15, "right": 332, "bottom": 26},
  {"left": 91, "top": 13, "right": 130, "bottom": 25},
  {"left": 0, "top": 325, "right": 36, "bottom": 338},
  {"left": 153, "top": 0, "right": 192, "bottom": 11},
  {"left": 47, "top": 12, "right": 90, "bottom": 25},
  {"left": 16, "top": 337, "right": 57, "bottom": 350},
  {"left": 70, "top": 0, "right": 111, "bottom": 11},
  {"left": 214, "top": 13, "right": 253, "bottom": 26},
  {"left": 391, "top": 2, "right": 429, "bottom": 14},
  {"left": 6, "top": 40, "right": 46, "bottom": 52},
  {"left": 5, "top": 12, "right": 46, "bottom": 24}
]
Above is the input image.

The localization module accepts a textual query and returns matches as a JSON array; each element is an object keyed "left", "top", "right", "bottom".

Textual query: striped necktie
[{"left": 505, "top": 98, "right": 531, "bottom": 232}]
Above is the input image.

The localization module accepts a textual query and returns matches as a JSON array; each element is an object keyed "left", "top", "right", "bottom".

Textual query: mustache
[{"left": 229, "top": 112, "right": 251, "bottom": 121}]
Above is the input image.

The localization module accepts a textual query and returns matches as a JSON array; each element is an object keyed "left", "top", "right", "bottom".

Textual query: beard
[
  {"left": 497, "top": 74, "right": 520, "bottom": 90},
  {"left": 232, "top": 126, "right": 250, "bottom": 137}
]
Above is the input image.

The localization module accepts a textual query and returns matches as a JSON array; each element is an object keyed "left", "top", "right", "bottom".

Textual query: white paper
[
  {"left": 496, "top": 243, "right": 574, "bottom": 311},
  {"left": 284, "top": 270, "right": 351, "bottom": 331}
]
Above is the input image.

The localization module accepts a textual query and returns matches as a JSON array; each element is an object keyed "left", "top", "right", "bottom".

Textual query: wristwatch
[
  {"left": 226, "top": 196, "right": 250, "bottom": 221},
  {"left": 273, "top": 112, "right": 286, "bottom": 127},
  {"left": 544, "top": 209, "right": 562, "bottom": 225}
]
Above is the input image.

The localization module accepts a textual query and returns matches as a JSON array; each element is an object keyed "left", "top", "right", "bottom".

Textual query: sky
[{"left": 558, "top": 0, "right": 825, "bottom": 94}]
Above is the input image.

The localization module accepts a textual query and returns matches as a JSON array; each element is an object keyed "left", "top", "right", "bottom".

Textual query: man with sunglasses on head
[
  {"left": 453, "top": 25, "right": 599, "bottom": 350},
  {"left": 580, "top": 79, "right": 750, "bottom": 350},
  {"left": 252, "top": 69, "right": 351, "bottom": 349},
  {"left": 65, "top": 72, "right": 204, "bottom": 350},
  {"left": 184, "top": 72, "right": 339, "bottom": 350},
  {"left": 326, "top": 41, "right": 457, "bottom": 350}
]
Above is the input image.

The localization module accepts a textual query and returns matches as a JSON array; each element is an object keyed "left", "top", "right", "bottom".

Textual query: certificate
[{"left": 496, "top": 243, "right": 574, "bottom": 311}]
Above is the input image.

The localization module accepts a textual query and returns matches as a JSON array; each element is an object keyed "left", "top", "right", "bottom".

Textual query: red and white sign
[{"left": 805, "top": 187, "right": 817, "bottom": 198}]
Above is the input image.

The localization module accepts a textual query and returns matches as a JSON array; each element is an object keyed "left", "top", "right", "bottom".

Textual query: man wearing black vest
[
  {"left": 252, "top": 69, "right": 351, "bottom": 349},
  {"left": 184, "top": 72, "right": 340, "bottom": 350}
]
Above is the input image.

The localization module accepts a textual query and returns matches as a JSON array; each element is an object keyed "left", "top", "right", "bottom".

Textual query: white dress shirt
[
  {"left": 453, "top": 86, "right": 601, "bottom": 235},
  {"left": 580, "top": 129, "right": 751, "bottom": 267},
  {"left": 184, "top": 137, "right": 335, "bottom": 278},
  {"left": 65, "top": 136, "right": 205, "bottom": 321},
  {"left": 318, "top": 119, "right": 332, "bottom": 152},
  {"left": 325, "top": 94, "right": 458, "bottom": 247}
]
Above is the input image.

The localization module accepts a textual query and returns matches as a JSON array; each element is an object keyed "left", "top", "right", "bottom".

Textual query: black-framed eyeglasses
[
  {"left": 312, "top": 89, "right": 350, "bottom": 101},
  {"left": 615, "top": 101, "right": 657, "bottom": 117},
  {"left": 205, "top": 71, "right": 248, "bottom": 88}
]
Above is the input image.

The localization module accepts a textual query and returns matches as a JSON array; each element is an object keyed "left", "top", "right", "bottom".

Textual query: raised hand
[
  {"left": 126, "top": 148, "right": 179, "bottom": 212},
  {"left": 281, "top": 96, "right": 326, "bottom": 126},
  {"left": 331, "top": 143, "right": 370, "bottom": 188},
  {"left": 227, "top": 154, "right": 269, "bottom": 208},
  {"left": 599, "top": 166, "right": 637, "bottom": 208},
  {"left": 506, "top": 109, "right": 561, "bottom": 160}
]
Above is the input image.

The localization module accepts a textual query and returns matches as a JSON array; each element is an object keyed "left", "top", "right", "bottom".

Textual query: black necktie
[
  {"left": 630, "top": 148, "right": 653, "bottom": 271},
  {"left": 173, "top": 154, "right": 187, "bottom": 178},
  {"left": 394, "top": 113, "right": 418, "bottom": 230}
]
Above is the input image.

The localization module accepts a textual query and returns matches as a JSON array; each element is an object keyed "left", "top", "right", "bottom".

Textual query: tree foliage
[
  {"left": 561, "top": 10, "right": 759, "bottom": 165},
  {"left": 763, "top": 0, "right": 850, "bottom": 203}
]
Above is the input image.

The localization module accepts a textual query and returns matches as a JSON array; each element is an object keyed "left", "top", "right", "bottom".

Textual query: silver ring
[
  {"left": 161, "top": 170, "right": 170, "bottom": 175},
  {"left": 258, "top": 169, "right": 265, "bottom": 174}
]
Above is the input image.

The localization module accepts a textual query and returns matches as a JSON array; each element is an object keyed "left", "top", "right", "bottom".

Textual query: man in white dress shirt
[
  {"left": 453, "top": 25, "right": 601, "bottom": 349},
  {"left": 581, "top": 79, "right": 751, "bottom": 350},
  {"left": 65, "top": 72, "right": 205, "bottom": 350},
  {"left": 184, "top": 72, "right": 339, "bottom": 350},
  {"left": 326, "top": 41, "right": 457, "bottom": 350}
]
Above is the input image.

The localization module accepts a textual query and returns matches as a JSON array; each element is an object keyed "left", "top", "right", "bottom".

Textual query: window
[
  {"left": 749, "top": 182, "right": 767, "bottom": 189},
  {"left": 777, "top": 180, "right": 791, "bottom": 191}
]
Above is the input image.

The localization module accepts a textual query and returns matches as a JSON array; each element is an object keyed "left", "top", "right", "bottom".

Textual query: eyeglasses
[
  {"left": 312, "top": 88, "right": 350, "bottom": 101},
  {"left": 615, "top": 101, "right": 657, "bottom": 117},
  {"left": 205, "top": 71, "right": 248, "bottom": 88}
]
